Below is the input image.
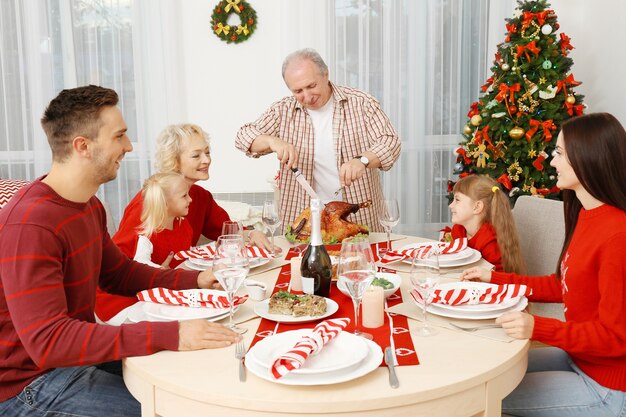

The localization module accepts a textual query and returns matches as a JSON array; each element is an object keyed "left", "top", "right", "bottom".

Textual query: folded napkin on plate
[
  {"left": 380, "top": 238, "right": 468, "bottom": 264},
  {"left": 270, "top": 318, "right": 350, "bottom": 379},
  {"left": 173, "top": 244, "right": 273, "bottom": 261},
  {"left": 136, "top": 288, "right": 248, "bottom": 308},
  {"left": 410, "top": 284, "right": 531, "bottom": 306}
]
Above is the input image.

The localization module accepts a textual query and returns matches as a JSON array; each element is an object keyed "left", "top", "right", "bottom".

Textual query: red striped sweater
[{"left": 0, "top": 180, "right": 199, "bottom": 401}]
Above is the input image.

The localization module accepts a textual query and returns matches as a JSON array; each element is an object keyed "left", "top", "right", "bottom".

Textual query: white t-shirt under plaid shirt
[{"left": 235, "top": 82, "right": 401, "bottom": 233}]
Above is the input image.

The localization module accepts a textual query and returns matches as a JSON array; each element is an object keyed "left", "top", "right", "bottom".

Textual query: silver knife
[
  {"left": 291, "top": 167, "right": 320, "bottom": 201},
  {"left": 384, "top": 346, "right": 399, "bottom": 388}
]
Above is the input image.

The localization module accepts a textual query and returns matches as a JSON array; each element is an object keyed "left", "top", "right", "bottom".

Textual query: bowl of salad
[{"left": 336, "top": 272, "right": 401, "bottom": 299}]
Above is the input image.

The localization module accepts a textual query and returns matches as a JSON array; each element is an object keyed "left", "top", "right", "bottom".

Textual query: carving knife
[{"left": 291, "top": 167, "right": 320, "bottom": 201}]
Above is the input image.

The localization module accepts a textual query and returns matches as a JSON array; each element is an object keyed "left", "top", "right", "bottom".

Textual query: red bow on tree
[
  {"left": 481, "top": 77, "right": 494, "bottom": 93},
  {"left": 474, "top": 126, "right": 494, "bottom": 148},
  {"left": 565, "top": 101, "right": 584, "bottom": 116},
  {"left": 456, "top": 147, "right": 472, "bottom": 165},
  {"left": 497, "top": 174, "right": 513, "bottom": 190},
  {"left": 526, "top": 119, "right": 556, "bottom": 142},
  {"left": 496, "top": 83, "right": 521, "bottom": 105},
  {"left": 556, "top": 73, "right": 582, "bottom": 96},
  {"left": 559, "top": 33, "right": 574, "bottom": 55},
  {"left": 516, "top": 40, "right": 541, "bottom": 62},
  {"left": 467, "top": 102, "right": 480, "bottom": 117}
]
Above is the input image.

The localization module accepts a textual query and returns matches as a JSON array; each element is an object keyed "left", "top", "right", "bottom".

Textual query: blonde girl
[
  {"left": 134, "top": 172, "right": 193, "bottom": 269},
  {"left": 448, "top": 175, "right": 525, "bottom": 273}
]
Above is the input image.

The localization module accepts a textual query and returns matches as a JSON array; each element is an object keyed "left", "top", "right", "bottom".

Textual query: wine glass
[
  {"left": 337, "top": 236, "right": 377, "bottom": 339},
  {"left": 212, "top": 234, "right": 250, "bottom": 334},
  {"left": 221, "top": 220, "right": 243, "bottom": 236},
  {"left": 409, "top": 247, "right": 441, "bottom": 337},
  {"left": 262, "top": 200, "right": 280, "bottom": 252},
  {"left": 379, "top": 199, "right": 400, "bottom": 250}
]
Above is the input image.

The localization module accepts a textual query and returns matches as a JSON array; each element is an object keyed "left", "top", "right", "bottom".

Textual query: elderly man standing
[{"left": 235, "top": 48, "right": 401, "bottom": 232}]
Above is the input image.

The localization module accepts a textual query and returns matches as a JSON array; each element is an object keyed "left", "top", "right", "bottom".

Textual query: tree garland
[{"left": 211, "top": 0, "right": 257, "bottom": 44}]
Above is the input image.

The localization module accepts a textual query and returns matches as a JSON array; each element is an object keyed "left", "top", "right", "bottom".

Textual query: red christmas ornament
[
  {"left": 532, "top": 151, "right": 549, "bottom": 171},
  {"left": 509, "top": 105, "right": 517, "bottom": 114},
  {"left": 239, "top": 5, "right": 244, "bottom": 11},
  {"left": 216, "top": 8, "right": 221, "bottom": 13},
  {"left": 248, "top": 19, "right": 254, "bottom": 24},
  {"left": 231, "top": 35, "right": 236, "bottom": 41}
]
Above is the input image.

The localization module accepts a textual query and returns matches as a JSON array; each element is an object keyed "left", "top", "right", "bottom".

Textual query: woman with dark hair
[{"left": 461, "top": 112, "right": 626, "bottom": 416}]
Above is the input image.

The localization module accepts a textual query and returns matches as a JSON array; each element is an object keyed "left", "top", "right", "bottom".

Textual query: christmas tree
[{"left": 450, "top": 0, "right": 584, "bottom": 202}]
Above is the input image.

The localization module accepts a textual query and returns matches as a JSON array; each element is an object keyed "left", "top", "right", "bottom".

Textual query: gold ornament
[
  {"left": 473, "top": 143, "right": 489, "bottom": 168},
  {"left": 521, "top": 21, "right": 541, "bottom": 39},
  {"left": 509, "top": 126, "right": 525, "bottom": 140},
  {"left": 522, "top": 183, "right": 531, "bottom": 192},
  {"left": 463, "top": 124, "right": 473, "bottom": 135},
  {"left": 539, "top": 77, "right": 547, "bottom": 85},
  {"left": 517, "top": 91, "right": 540, "bottom": 113},
  {"left": 566, "top": 95, "right": 576, "bottom": 104},
  {"left": 507, "top": 161, "right": 522, "bottom": 181},
  {"left": 470, "top": 114, "right": 482, "bottom": 126},
  {"left": 528, "top": 149, "right": 537, "bottom": 158},
  {"left": 501, "top": 63, "right": 510, "bottom": 71}
]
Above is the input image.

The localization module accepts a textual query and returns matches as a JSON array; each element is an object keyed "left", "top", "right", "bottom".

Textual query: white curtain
[
  {"left": 0, "top": 0, "right": 183, "bottom": 223},
  {"left": 328, "top": 0, "right": 511, "bottom": 238}
]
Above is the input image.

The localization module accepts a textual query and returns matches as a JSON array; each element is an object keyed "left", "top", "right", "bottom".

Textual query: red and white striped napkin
[
  {"left": 270, "top": 318, "right": 350, "bottom": 379},
  {"left": 380, "top": 238, "right": 468, "bottom": 264},
  {"left": 410, "top": 284, "right": 530, "bottom": 306},
  {"left": 136, "top": 288, "right": 248, "bottom": 308},
  {"left": 173, "top": 244, "right": 273, "bottom": 261}
]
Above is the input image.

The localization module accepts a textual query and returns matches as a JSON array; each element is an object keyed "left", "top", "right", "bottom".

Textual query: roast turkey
[{"left": 289, "top": 201, "right": 371, "bottom": 243}]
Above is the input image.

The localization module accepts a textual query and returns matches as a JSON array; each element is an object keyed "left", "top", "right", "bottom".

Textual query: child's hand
[
  {"left": 460, "top": 267, "right": 492, "bottom": 282},
  {"left": 197, "top": 269, "right": 221, "bottom": 290},
  {"left": 160, "top": 251, "right": 174, "bottom": 269}
]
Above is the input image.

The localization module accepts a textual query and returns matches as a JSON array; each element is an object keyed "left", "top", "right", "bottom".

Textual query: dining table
[{"left": 123, "top": 232, "right": 529, "bottom": 417}]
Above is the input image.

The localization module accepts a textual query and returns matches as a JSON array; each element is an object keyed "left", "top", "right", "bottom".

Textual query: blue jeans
[
  {"left": 0, "top": 362, "right": 141, "bottom": 417},
  {"left": 503, "top": 347, "right": 626, "bottom": 417}
]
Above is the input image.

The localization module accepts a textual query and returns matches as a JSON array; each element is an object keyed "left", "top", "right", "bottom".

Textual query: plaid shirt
[{"left": 236, "top": 83, "right": 401, "bottom": 233}]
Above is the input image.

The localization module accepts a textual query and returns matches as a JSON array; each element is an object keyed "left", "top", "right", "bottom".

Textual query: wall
[
  {"left": 178, "top": 0, "right": 626, "bottom": 194},
  {"left": 549, "top": 0, "right": 626, "bottom": 123},
  {"left": 179, "top": 0, "right": 329, "bottom": 194}
]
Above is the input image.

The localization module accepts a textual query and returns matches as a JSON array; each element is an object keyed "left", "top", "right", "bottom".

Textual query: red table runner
[{"left": 250, "top": 244, "right": 419, "bottom": 366}]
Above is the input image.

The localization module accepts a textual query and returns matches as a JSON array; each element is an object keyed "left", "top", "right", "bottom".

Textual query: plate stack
[
  {"left": 245, "top": 329, "right": 383, "bottom": 385},
  {"left": 426, "top": 282, "right": 528, "bottom": 320},
  {"left": 399, "top": 242, "right": 482, "bottom": 268}
]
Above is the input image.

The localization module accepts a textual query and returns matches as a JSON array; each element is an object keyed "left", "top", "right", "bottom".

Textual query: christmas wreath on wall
[{"left": 211, "top": 0, "right": 257, "bottom": 44}]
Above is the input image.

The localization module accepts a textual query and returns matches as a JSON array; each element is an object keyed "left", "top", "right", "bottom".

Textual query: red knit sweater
[
  {"left": 491, "top": 204, "right": 626, "bottom": 391},
  {"left": 0, "top": 180, "right": 200, "bottom": 401},
  {"left": 451, "top": 223, "right": 503, "bottom": 271},
  {"left": 113, "top": 184, "right": 229, "bottom": 256}
]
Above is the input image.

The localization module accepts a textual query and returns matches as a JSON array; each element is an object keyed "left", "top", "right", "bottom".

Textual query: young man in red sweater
[{"left": 0, "top": 85, "right": 241, "bottom": 417}]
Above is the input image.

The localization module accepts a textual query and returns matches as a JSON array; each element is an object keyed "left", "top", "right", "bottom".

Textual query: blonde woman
[
  {"left": 447, "top": 175, "right": 525, "bottom": 273},
  {"left": 132, "top": 172, "right": 192, "bottom": 269},
  {"left": 96, "top": 124, "right": 272, "bottom": 323}
]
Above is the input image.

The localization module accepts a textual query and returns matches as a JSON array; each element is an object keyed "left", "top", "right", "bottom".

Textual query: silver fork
[
  {"left": 235, "top": 341, "right": 246, "bottom": 382},
  {"left": 331, "top": 187, "right": 343, "bottom": 199},
  {"left": 448, "top": 322, "right": 502, "bottom": 332}
]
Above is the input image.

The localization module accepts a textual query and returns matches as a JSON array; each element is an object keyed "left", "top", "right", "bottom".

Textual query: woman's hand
[
  {"left": 197, "top": 269, "right": 221, "bottom": 290},
  {"left": 178, "top": 320, "right": 241, "bottom": 350},
  {"left": 460, "top": 267, "right": 492, "bottom": 282},
  {"left": 496, "top": 311, "right": 534, "bottom": 340},
  {"left": 248, "top": 229, "right": 282, "bottom": 254}
]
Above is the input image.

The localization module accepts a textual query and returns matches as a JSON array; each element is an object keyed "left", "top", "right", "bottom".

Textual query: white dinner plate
[
  {"left": 431, "top": 282, "right": 521, "bottom": 313},
  {"left": 427, "top": 296, "right": 528, "bottom": 320},
  {"left": 399, "top": 242, "right": 475, "bottom": 262},
  {"left": 401, "top": 247, "right": 482, "bottom": 268},
  {"left": 186, "top": 256, "right": 271, "bottom": 270},
  {"left": 245, "top": 337, "right": 382, "bottom": 385},
  {"left": 254, "top": 297, "right": 339, "bottom": 323},
  {"left": 127, "top": 302, "right": 232, "bottom": 323},
  {"left": 246, "top": 329, "right": 369, "bottom": 375}
]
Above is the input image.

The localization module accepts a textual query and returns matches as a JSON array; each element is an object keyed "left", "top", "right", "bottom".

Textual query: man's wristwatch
[{"left": 355, "top": 155, "right": 370, "bottom": 168}]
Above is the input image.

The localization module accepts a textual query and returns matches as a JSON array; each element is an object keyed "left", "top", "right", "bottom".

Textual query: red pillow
[{"left": 0, "top": 179, "right": 30, "bottom": 209}]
